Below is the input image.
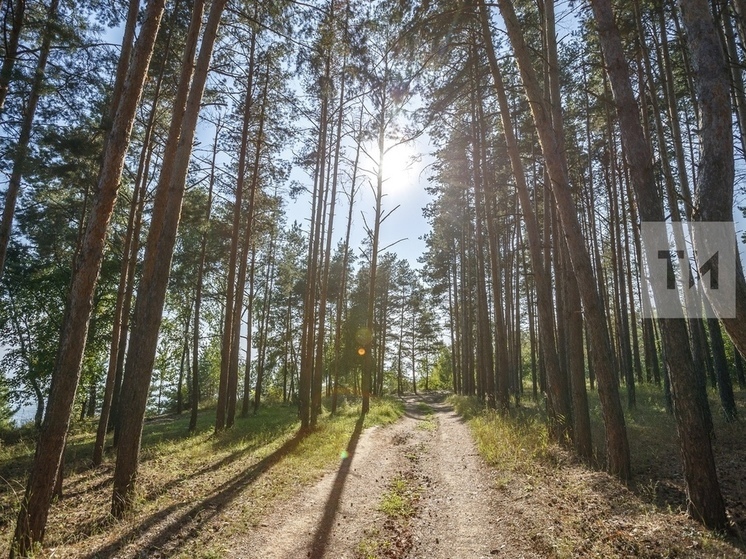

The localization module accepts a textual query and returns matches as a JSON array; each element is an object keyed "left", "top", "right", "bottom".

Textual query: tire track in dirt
[
  {"left": 236, "top": 393, "right": 538, "bottom": 558},
  {"left": 233, "top": 397, "right": 430, "bottom": 559},
  {"left": 408, "top": 395, "right": 540, "bottom": 559}
]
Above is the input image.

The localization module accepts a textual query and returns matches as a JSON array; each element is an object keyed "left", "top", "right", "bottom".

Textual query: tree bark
[
  {"left": 479, "top": 0, "right": 580, "bottom": 447},
  {"left": 228, "top": 61, "right": 268, "bottom": 428},
  {"left": 111, "top": 0, "right": 226, "bottom": 518},
  {"left": 678, "top": 0, "right": 746, "bottom": 361},
  {"left": 589, "top": 0, "right": 727, "bottom": 528},
  {"left": 0, "top": 0, "right": 58, "bottom": 280},
  {"left": 216, "top": 30, "right": 256, "bottom": 432},
  {"left": 10, "top": 0, "right": 166, "bottom": 554},
  {"left": 190, "top": 116, "right": 220, "bottom": 432},
  {"left": 494, "top": 0, "right": 630, "bottom": 478},
  {"left": 0, "top": 0, "right": 26, "bottom": 113}
]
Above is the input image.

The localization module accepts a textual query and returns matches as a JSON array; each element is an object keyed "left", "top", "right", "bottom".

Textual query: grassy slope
[
  {"left": 451, "top": 385, "right": 746, "bottom": 558},
  {"left": 0, "top": 397, "right": 404, "bottom": 558}
]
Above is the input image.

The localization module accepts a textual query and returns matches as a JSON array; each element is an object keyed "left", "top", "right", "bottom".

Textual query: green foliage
[
  {"left": 419, "top": 345, "right": 452, "bottom": 391},
  {"left": 378, "top": 474, "right": 417, "bottom": 518},
  {"left": 448, "top": 395, "right": 552, "bottom": 476}
]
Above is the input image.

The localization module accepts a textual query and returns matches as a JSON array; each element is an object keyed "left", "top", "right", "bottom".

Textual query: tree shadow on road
[
  {"left": 83, "top": 430, "right": 307, "bottom": 559},
  {"left": 308, "top": 413, "right": 366, "bottom": 559}
]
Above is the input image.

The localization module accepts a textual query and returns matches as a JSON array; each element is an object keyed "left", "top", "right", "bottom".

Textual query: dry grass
[
  {"left": 451, "top": 385, "right": 746, "bottom": 558},
  {"left": 0, "top": 397, "right": 404, "bottom": 558}
]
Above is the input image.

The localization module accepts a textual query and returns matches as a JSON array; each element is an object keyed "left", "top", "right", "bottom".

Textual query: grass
[
  {"left": 378, "top": 474, "right": 418, "bottom": 518},
  {"left": 415, "top": 401, "right": 437, "bottom": 431},
  {"left": 449, "top": 384, "right": 746, "bottom": 558},
  {"left": 0, "top": 396, "right": 404, "bottom": 558},
  {"left": 356, "top": 529, "right": 389, "bottom": 559},
  {"left": 449, "top": 394, "right": 552, "bottom": 475}
]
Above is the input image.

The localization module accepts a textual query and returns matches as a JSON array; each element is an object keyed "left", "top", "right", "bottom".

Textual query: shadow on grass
[
  {"left": 308, "top": 414, "right": 366, "bottom": 558},
  {"left": 455, "top": 387, "right": 746, "bottom": 550},
  {"left": 83, "top": 430, "right": 307, "bottom": 559},
  {"left": 140, "top": 411, "right": 298, "bottom": 503}
]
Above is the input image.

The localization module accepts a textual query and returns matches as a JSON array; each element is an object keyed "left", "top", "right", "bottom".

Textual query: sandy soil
[
  {"left": 408, "top": 396, "right": 539, "bottom": 559},
  {"left": 234, "top": 393, "right": 535, "bottom": 559}
]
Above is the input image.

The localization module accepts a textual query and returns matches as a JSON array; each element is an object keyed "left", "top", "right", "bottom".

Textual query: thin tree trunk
[
  {"left": 111, "top": 0, "right": 226, "bottom": 518},
  {"left": 255, "top": 235, "right": 278, "bottom": 413},
  {"left": 0, "top": 0, "right": 58, "bottom": 280},
  {"left": 331, "top": 107, "right": 361, "bottom": 414},
  {"left": 722, "top": 0, "right": 746, "bottom": 157},
  {"left": 479, "top": 1, "right": 573, "bottom": 445},
  {"left": 228, "top": 61, "right": 269, "bottom": 428},
  {"left": 190, "top": 116, "right": 220, "bottom": 432},
  {"left": 468, "top": 51, "right": 496, "bottom": 408},
  {"left": 241, "top": 247, "right": 256, "bottom": 417},
  {"left": 0, "top": 0, "right": 26, "bottom": 113},
  {"left": 313, "top": 45, "right": 347, "bottom": 424},
  {"left": 216, "top": 29, "right": 256, "bottom": 432},
  {"left": 362, "top": 84, "right": 388, "bottom": 415},
  {"left": 707, "top": 317, "right": 737, "bottom": 420},
  {"left": 494, "top": 0, "right": 630, "bottom": 478}
]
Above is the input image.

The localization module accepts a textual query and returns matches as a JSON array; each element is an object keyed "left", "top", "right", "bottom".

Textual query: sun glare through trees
[{"left": 0, "top": 0, "right": 745, "bottom": 556}]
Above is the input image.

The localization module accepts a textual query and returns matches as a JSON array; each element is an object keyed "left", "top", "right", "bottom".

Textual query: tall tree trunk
[
  {"left": 722, "top": 0, "right": 746, "bottom": 157},
  {"left": 216, "top": 30, "right": 256, "bottom": 432},
  {"left": 362, "top": 85, "right": 388, "bottom": 415},
  {"left": 255, "top": 233, "right": 278, "bottom": 413},
  {"left": 679, "top": 0, "right": 746, "bottom": 362},
  {"left": 479, "top": 1, "right": 574, "bottom": 445},
  {"left": 190, "top": 116, "right": 220, "bottom": 432},
  {"left": 111, "top": 0, "right": 226, "bottom": 518},
  {"left": 494, "top": 0, "right": 630, "bottom": 478},
  {"left": 0, "top": 0, "right": 58, "bottom": 280},
  {"left": 0, "top": 0, "right": 26, "bottom": 113},
  {"left": 331, "top": 106, "right": 361, "bottom": 414},
  {"left": 241, "top": 247, "right": 256, "bottom": 417},
  {"left": 299, "top": 46, "right": 332, "bottom": 428},
  {"left": 313, "top": 46, "right": 347, "bottom": 424},
  {"left": 93, "top": 11, "right": 173, "bottom": 462},
  {"left": 468, "top": 51, "right": 496, "bottom": 408},
  {"left": 227, "top": 62, "right": 268, "bottom": 428},
  {"left": 10, "top": 0, "right": 166, "bottom": 554},
  {"left": 589, "top": 0, "right": 728, "bottom": 528}
]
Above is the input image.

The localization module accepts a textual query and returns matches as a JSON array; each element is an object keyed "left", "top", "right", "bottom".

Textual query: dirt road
[{"left": 236, "top": 393, "right": 535, "bottom": 559}]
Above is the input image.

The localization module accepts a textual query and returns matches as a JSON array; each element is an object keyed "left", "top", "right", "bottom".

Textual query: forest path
[{"left": 235, "top": 393, "right": 537, "bottom": 559}]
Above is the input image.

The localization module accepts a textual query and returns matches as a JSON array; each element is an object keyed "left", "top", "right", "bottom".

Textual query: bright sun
[
  {"left": 361, "top": 139, "right": 423, "bottom": 197},
  {"left": 382, "top": 141, "right": 421, "bottom": 193}
]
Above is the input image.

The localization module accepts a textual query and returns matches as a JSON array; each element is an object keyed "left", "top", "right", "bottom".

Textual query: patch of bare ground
[
  {"left": 408, "top": 395, "right": 539, "bottom": 559},
  {"left": 232, "top": 396, "right": 431, "bottom": 559}
]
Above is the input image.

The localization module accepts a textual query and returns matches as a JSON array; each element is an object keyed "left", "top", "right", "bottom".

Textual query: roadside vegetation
[
  {"left": 451, "top": 387, "right": 746, "bottom": 558},
  {"left": 0, "top": 397, "right": 403, "bottom": 558}
]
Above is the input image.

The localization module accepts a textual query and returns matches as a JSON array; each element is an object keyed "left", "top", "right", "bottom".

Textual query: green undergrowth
[
  {"left": 378, "top": 474, "right": 419, "bottom": 518},
  {"left": 448, "top": 394, "right": 552, "bottom": 475},
  {"left": 448, "top": 386, "right": 746, "bottom": 558}
]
